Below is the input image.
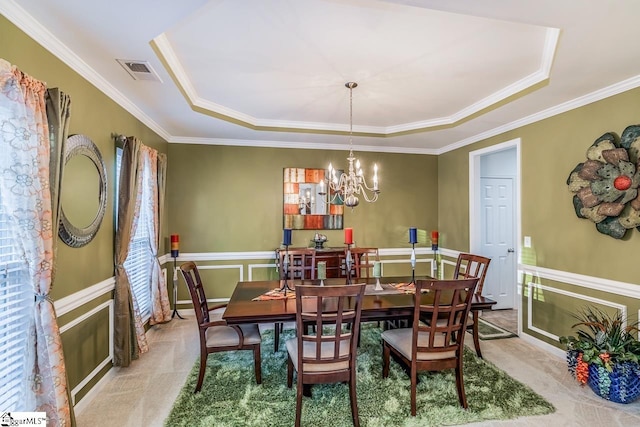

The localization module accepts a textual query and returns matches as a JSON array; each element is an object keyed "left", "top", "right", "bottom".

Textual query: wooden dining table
[{"left": 222, "top": 276, "right": 497, "bottom": 325}]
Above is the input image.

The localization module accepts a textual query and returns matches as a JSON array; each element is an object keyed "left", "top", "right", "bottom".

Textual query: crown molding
[
  {"left": 168, "top": 136, "right": 437, "bottom": 155},
  {"left": 437, "top": 72, "right": 640, "bottom": 155}
]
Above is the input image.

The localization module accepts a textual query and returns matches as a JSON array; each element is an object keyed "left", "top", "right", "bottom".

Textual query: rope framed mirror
[{"left": 58, "top": 134, "right": 107, "bottom": 248}]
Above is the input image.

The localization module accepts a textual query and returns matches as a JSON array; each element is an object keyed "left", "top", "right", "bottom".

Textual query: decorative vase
[{"left": 586, "top": 361, "right": 640, "bottom": 404}]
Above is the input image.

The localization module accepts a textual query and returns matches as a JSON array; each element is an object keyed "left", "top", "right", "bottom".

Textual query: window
[
  {"left": 117, "top": 147, "right": 153, "bottom": 322},
  {"left": 0, "top": 196, "right": 32, "bottom": 411}
]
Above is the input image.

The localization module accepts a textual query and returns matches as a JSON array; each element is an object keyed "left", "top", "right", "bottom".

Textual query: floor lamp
[{"left": 171, "top": 234, "right": 184, "bottom": 319}]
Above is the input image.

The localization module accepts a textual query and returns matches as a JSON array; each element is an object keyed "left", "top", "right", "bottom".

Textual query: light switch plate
[{"left": 524, "top": 236, "right": 531, "bottom": 248}]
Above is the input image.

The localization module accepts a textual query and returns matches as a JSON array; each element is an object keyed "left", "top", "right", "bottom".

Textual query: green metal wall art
[{"left": 567, "top": 125, "right": 640, "bottom": 239}]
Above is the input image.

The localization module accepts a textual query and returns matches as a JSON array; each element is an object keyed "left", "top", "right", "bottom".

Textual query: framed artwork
[{"left": 283, "top": 167, "right": 343, "bottom": 230}]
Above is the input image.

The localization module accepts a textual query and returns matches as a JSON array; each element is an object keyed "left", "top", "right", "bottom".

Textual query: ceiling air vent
[{"left": 116, "top": 59, "right": 162, "bottom": 82}]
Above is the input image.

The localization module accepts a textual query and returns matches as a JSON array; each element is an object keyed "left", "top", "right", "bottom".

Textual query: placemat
[{"left": 252, "top": 288, "right": 296, "bottom": 301}]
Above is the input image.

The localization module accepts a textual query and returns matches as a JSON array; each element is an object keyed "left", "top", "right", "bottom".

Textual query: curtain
[
  {"left": 148, "top": 149, "right": 171, "bottom": 324},
  {"left": 44, "top": 88, "right": 75, "bottom": 426},
  {"left": 0, "top": 59, "right": 72, "bottom": 425},
  {"left": 113, "top": 137, "right": 148, "bottom": 366}
]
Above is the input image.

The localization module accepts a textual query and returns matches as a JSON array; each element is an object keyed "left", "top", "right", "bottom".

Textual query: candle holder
[
  {"left": 410, "top": 243, "right": 416, "bottom": 284},
  {"left": 171, "top": 257, "right": 184, "bottom": 319},
  {"left": 171, "top": 234, "right": 184, "bottom": 320},
  {"left": 345, "top": 243, "right": 353, "bottom": 285},
  {"left": 279, "top": 244, "right": 295, "bottom": 294},
  {"left": 373, "top": 261, "right": 383, "bottom": 291}
]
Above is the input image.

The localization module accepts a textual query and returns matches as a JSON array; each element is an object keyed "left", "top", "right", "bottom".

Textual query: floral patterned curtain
[
  {"left": 145, "top": 148, "right": 171, "bottom": 324},
  {"left": 0, "top": 59, "right": 72, "bottom": 425}
]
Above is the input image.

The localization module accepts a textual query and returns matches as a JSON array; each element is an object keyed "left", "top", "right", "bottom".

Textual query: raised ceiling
[{"left": 3, "top": 0, "right": 640, "bottom": 154}]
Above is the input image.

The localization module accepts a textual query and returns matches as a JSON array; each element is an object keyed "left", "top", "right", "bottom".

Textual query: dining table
[{"left": 222, "top": 276, "right": 497, "bottom": 326}]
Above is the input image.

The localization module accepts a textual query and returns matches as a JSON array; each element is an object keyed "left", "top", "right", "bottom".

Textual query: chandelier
[{"left": 318, "top": 82, "right": 380, "bottom": 208}]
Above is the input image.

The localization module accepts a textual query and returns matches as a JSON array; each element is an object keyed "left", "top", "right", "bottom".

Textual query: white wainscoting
[{"left": 519, "top": 264, "right": 639, "bottom": 359}]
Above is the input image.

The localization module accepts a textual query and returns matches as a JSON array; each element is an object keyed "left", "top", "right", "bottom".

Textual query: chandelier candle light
[{"left": 318, "top": 82, "right": 380, "bottom": 209}]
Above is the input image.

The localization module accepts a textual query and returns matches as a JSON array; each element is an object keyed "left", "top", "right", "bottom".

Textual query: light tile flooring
[{"left": 76, "top": 311, "right": 640, "bottom": 427}]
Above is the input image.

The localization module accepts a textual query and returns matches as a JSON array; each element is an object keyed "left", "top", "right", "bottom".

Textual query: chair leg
[
  {"left": 382, "top": 342, "right": 390, "bottom": 378},
  {"left": 274, "top": 322, "right": 280, "bottom": 352},
  {"left": 287, "top": 355, "right": 294, "bottom": 388},
  {"left": 471, "top": 311, "right": 482, "bottom": 358},
  {"left": 253, "top": 345, "right": 262, "bottom": 384},
  {"left": 455, "top": 362, "right": 468, "bottom": 409},
  {"left": 410, "top": 365, "right": 417, "bottom": 416},
  {"left": 349, "top": 372, "right": 360, "bottom": 427},
  {"left": 295, "top": 376, "right": 304, "bottom": 427},
  {"left": 349, "top": 373, "right": 360, "bottom": 427},
  {"left": 195, "top": 352, "right": 207, "bottom": 393}
]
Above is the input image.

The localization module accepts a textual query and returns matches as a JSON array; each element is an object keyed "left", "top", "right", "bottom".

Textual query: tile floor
[{"left": 75, "top": 310, "right": 640, "bottom": 427}]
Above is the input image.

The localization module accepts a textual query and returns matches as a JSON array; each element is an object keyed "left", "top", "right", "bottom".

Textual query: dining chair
[
  {"left": 349, "top": 247, "right": 379, "bottom": 279},
  {"left": 453, "top": 253, "right": 491, "bottom": 358},
  {"left": 279, "top": 248, "right": 317, "bottom": 281},
  {"left": 381, "top": 277, "right": 479, "bottom": 416},
  {"left": 286, "top": 283, "right": 366, "bottom": 427},
  {"left": 274, "top": 248, "right": 317, "bottom": 352},
  {"left": 180, "top": 261, "right": 262, "bottom": 392}
]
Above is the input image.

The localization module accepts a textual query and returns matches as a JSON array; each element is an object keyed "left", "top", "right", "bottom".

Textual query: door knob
[{"left": 507, "top": 248, "right": 515, "bottom": 253}]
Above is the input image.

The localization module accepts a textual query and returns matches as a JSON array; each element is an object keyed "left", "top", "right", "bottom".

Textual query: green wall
[{"left": 167, "top": 144, "right": 437, "bottom": 252}]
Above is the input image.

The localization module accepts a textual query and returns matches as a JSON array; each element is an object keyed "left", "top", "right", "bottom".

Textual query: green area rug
[{"left": 165, "top": 324, "right": 553, "bottom": 427}]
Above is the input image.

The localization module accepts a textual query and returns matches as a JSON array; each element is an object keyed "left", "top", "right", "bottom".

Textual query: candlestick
[
  {"left": 170, "top": 234, "right": 183, "bottom": 319},
  {"left": 345, "top": 244, "right": 352, "bottom": 284},
  {"left": 279, "top": 242, "right": 294, "bottom": 293},
  {"left": 410, "top": 243, "right": 416, "bottom": 283},
  {"left": 373, "top": 260, "right": 382, "bottom": 291},
  {"left": 283, "top": 228, "right": 292, "bottom": 246},
  {"left": 409, "top": 227, "right": 417, "bottom": 244},
  {"left": 344, "top": 227, "right": 353, "bottom": 245}
]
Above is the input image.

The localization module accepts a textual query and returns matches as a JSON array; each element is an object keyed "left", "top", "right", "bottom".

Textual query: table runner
[{"left": 252, "top": 282, "right": 413, "bottom": 301}]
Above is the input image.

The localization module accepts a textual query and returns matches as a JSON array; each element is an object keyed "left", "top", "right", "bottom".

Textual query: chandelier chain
[{"left": 318, "top": 81, "right": 380, "bottom": 209}]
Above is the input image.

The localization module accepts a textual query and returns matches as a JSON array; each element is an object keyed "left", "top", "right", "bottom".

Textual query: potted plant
[{"left": 559, "top": 306, "right": 640, "bottom": 403}]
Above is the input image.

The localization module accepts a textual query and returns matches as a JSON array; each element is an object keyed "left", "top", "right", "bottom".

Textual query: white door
[{"left": 480, "top": 177, "right": 516, "bottom": 309}]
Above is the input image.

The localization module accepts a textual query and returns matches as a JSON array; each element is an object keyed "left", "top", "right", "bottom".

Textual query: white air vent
[{"left": 116, "top": 59, "right": 162, "bottom": 82}]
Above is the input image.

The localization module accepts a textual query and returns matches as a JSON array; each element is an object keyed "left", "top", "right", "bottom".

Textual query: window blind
[
  {"left": 119, "top": 147, "right": 153, "bottom": 322},
  {"left": 0, "top": 199, "right": 31, "bottom": 410}
]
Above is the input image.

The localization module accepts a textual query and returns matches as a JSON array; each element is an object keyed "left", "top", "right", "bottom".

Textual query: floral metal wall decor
[{"left": 567, "top": 125, "right": 640, "bottom": 239}]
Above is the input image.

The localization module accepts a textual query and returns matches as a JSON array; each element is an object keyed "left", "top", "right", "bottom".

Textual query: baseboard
[
  {"left": 72, "top": 365, "right": 116, "bottom": 415},
  {"left": 519, "top": 331, "right": 566, "bottom": 360}
]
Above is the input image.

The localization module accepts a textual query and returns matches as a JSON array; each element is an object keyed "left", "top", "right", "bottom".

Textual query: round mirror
[{"left": 58, "top": 134, "right": 107, "bottom": 248}]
